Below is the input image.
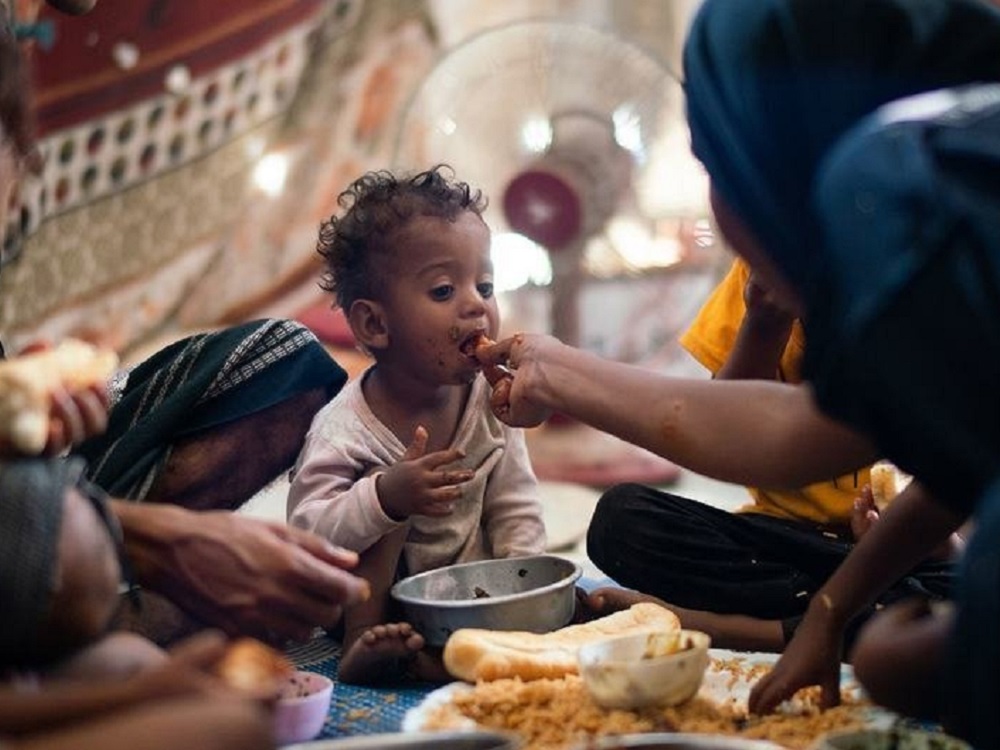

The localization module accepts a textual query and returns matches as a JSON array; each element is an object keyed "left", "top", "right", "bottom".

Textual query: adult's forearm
[
  {"left": 111, "top": 500, "right": 189, "bottom": 592},
  {"left": 525, "top": 343, "right": 876, "bottom": 488},
  {"left": 0, "top": 682, "right": 137, "bottom": 736},
  {"left": 808, "top": 484, "right": 964, "bottom": 630}
]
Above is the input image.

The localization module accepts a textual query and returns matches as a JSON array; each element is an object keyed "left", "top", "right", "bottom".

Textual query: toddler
[{"left": 288, "top": 166, "right": 546, "bottom": 684}]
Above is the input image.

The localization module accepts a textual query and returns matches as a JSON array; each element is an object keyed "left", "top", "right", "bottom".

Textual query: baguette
[
  {"left": 443, "top": 602, "right": 681, "bottom": 683},
  {"left": 0, "top": 339, "right": 118, "bottom": 454}
]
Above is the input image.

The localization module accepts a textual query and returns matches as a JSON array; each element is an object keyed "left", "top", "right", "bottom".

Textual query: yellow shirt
[{"left": 679, "top": 258, "right": 869, "bottom": 525}]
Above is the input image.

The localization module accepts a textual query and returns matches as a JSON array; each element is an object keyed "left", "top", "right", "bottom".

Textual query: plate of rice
[{"left": 403, "top": 650, "right": 896, "bottom": 750}]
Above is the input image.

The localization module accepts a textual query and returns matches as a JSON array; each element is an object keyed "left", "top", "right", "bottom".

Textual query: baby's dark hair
[{"left": 317, "top": 164, "right": 487, "bottom": 311}]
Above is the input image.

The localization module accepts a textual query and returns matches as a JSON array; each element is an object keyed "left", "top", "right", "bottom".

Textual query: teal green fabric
[{"left": 76, "top": 319, "right": 347, "bottom": 500}]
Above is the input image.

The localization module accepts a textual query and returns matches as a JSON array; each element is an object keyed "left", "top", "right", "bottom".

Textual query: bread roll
[
  {"left": 869, "top": 461, "right": 911, "bottom": 512},
  {"left": 0, "top": 339, "right": 118, "bottom": 454},
  {"left": 443, "top": 602, "right": 681, "bottom": 683},
  {"left": 215, "top": 638, "right": 293, "bottom": 695}
]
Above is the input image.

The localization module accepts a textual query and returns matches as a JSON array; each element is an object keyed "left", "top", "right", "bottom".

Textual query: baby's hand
[{"left": 377, "top": 426, "right": 475, "bottom": 520}]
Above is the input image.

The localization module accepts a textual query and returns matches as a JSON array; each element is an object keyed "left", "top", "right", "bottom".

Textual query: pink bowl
[{"left": 272, "top": 670, "right": 333, "bottom": 745}]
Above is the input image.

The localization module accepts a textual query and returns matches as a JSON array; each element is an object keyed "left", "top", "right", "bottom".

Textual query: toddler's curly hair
[{"left": 317, "top": 164, "right": 488, "bottom": 311}]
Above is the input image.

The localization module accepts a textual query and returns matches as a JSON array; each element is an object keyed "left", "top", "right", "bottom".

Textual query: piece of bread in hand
[
  {"left": 214, "top": 638, "right": 294, "bottom": 696},
  {"left": 869, "top": 461, "right": 912, "bottom": 512},
  {"left": 461, "top": 332, "right": 514, "bottom": 416},
  {"left": 0, "top": 339, "right": 118, "bottom": 454},
  {"left": 443, "top": 602, "right": 681, "bottom": 683}
]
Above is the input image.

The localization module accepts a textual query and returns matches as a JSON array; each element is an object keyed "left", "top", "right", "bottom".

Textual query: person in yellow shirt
[
  {"left": 681, "top": 258, "right": 870, "bottom": 525},
  {"left": 583, "top": 258, "right": 953, "bottom": 652}
]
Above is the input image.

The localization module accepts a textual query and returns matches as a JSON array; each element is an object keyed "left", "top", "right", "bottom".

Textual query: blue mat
[
  {"left": 285, "top": 636, "right": 438, "bottom": 739},
  {"left": 284, "top": 577, "right": 619, "bottom": 739}
]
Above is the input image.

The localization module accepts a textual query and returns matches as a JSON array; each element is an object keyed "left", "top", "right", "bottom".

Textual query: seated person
[
  {"left": 584, "top": 258, "right": 954, "bottom": 652},
  {"left": 0, "top": 457, "right": 275, "bottom": 750},
  {"left": 73, "top": 318, "right": 370, "bottom": 645},
  {"left": 288, "top": 166, "right": 546, "bottom": 684}
]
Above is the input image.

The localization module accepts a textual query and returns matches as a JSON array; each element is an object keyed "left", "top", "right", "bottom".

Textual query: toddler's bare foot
[
  {"left": 338, "top": 622, "right": 424, "bottom": 685},
  {"left": 408, "top": 648, "right": 452, "bottom": 683}
]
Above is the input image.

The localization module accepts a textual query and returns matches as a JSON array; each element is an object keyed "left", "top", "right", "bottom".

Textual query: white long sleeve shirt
[{"left": 287, "top": 370, "right": 546, "bottom": 575}]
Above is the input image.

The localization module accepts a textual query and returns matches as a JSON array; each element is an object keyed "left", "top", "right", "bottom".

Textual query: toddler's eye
[
  {"left": 430, "top": 285, "right": 454, "bottom": 301},
  {"left": 477, "top": 282, "right": 494, "bottom": 299}
]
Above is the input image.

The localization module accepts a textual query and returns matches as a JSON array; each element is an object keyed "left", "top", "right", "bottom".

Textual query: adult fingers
[
  {"left": 46, "top": 388, "right": 84, "bottom": 451},
  {"left": 275, "top": 540, "right": 372, "bottom": 607},
  {"left": 270, "top": 523, "right": 360, "bottom": 570},
  {"left": 476, "top": 334, "right": 517, "bottom": 367},
  {"left": 167, "top": 629, "right": 231, "bottom": 669},
  {"left": 748, "top": 670, "right": 793, "bottom": 715}
]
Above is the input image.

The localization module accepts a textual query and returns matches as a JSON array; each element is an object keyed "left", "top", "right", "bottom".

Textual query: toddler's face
[
  {"left": 39, "top": 487, "right": 123, "bottom": 658},
  {"left": 379, "top": 211, "right": 499, "bottom": 385}
]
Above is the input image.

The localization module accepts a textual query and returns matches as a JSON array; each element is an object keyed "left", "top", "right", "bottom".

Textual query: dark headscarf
[
  {"left": 683, "top": 0, "right": 1000, "bottom": 303},
  {"left": 805, "top": 85, "right": 1000, "bottom": 514},
  {"left": 77, "top": 319, "right": 347, "bottom": 499}
]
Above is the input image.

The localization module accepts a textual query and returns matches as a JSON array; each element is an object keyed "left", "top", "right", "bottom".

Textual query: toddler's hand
[{"left": 377, "top": 425, "right": 475, "bottom": 520}]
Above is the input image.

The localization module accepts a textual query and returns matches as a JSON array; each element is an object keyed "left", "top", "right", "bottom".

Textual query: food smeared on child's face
[{"left": 381, "top": 211, "right": 500, "bottom": 386}]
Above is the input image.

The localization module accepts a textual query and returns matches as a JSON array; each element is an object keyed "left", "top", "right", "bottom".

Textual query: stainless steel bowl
[
  {"left": 390, "top": 554, "right": 582, "bottom": 646},
  {"left": 284, "top": 731, "right": 521, "bottom": 749}
]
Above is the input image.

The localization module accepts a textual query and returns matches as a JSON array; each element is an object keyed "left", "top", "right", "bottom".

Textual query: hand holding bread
[{"left": 0, "top": 339, "right": 118, "bottom": 454}]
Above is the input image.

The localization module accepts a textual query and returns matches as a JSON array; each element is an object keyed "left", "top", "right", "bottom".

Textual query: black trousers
[{"left": 586, "top": 483, "right": 954, "bottom": 644}]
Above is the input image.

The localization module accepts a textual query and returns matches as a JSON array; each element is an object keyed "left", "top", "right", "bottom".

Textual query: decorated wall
[{"left": 1, "top": 0, "right": 721, "bottom": 372}]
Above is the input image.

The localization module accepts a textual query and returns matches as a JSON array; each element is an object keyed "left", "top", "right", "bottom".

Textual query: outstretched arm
[
  {"left": 480, "top": 333, "right": 877, "bottom": 489},
  {"left": 113, "top": 501, "right": 369, "bottom": 644},
  {"left": 748, "top": 481, "right": 964, "bottom": 714}
]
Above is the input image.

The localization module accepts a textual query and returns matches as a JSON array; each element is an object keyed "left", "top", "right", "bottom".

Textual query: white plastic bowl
[
  {"left": 272, "top": 670, "right": 333, "bottom": 745},
  {"left": 578, "top": 629, "right": 711, "bottom": 710}
]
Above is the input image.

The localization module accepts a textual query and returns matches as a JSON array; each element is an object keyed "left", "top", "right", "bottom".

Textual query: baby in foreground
[{"left": 287, "top": 165, "right": 545, "bottom": 684}]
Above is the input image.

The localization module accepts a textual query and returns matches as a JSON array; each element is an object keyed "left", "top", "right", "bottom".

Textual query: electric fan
[
  {"left": 393, "top": 19, "right": 707, "bottom": 487},
  {"left": 393, "top": 18, "right": 703, "bottom": 346}
]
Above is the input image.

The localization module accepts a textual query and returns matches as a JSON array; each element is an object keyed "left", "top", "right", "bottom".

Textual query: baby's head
[
  {"left": 0, "top": 458, "right": 123, "bottom": 670},
  {"left": 317, "top": 165, "right": 488, "bottom": 312},
  {"left": 317, "top": 165, "right": 499, "bottom": 384}
]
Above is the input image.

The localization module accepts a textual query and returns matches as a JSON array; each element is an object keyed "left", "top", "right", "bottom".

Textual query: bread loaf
[
  {"left": 0, "top": 340, "right": 118, "bottom": 454},
  {"left": 443, "top": 602, "right": 681, "bottom": 683}
]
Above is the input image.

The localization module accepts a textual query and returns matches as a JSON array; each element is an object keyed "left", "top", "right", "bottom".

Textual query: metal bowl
[
  {"left": 390, "top": 554, "right": 582, "bottom": 646},
  {"left": 284, "top": 731, "right": 521, "bottom": 749}
]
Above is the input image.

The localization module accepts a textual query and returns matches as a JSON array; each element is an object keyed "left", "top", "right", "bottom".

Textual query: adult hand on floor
[{"left": 113, "top": 502, "right": 370, "bottom": 644}]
